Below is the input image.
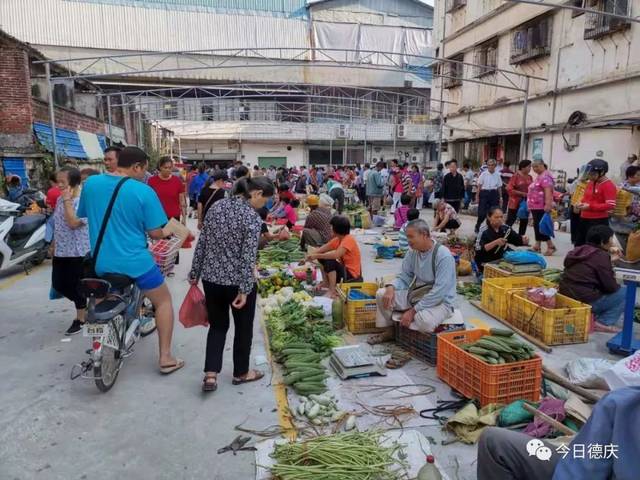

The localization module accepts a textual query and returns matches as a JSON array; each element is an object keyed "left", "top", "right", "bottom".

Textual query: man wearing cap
[{"left": 301, "top": 194, "right": 333, "bottom": 250}]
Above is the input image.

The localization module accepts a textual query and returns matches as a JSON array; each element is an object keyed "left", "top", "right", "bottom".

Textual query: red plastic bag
[{"left": 179, "top": 285, "right": 209, "bottom": 328}]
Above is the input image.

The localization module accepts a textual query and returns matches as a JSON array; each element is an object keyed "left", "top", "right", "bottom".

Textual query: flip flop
[
  {"left": 232, "top": 370, "right": 264, "bottom": 385},
  {"left": 385, "top": 356, "right": 411, "bottom": 369},
  {"left": 202, "top": 374, "right": 218, "bottom": 392},
  {"left": 544, "top": 246, "right": 557, "bottom": 257},
  {"left": 159, "top": 358, "right": 185, "bottom": 375}
]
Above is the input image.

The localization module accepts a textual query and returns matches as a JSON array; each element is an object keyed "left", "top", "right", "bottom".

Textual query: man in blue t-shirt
[{"left": 78, "top": 146, "right": 184, "bottom": 374}]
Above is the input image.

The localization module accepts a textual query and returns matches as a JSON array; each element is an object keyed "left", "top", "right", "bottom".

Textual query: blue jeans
[{"left": 591, "top": 286, "right": 626, "bottom": 326}]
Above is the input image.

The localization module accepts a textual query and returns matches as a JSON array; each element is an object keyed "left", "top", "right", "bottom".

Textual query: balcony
[
  {"left": 584, "top": 0, "right": 630, "bottom": 39},
  {"left": 510, "top": 16, "right": 552, "bottom": 64}
]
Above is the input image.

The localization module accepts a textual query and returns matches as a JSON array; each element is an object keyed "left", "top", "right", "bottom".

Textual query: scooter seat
[
  {"left": 11, "top": 214, "right": 46, "bottom": 236},
  {"left": 101, "top": 274, "right": 134, "bottom": 290},
  {"left": 93, "top": 298, "right": 128, "bottom": 322}
]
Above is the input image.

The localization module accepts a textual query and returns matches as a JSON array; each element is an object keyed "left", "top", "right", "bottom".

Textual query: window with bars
[
  {"left": 474, "top": 39, "right": 499, "bottom": 77},
  {"left": 510, "top": 15, "right": 552, "bottom": 64},
  {"left": 570, "top": 0, "right": 585, "bottom": 17},
  {"left": 584, "top": 0, "right": 630, "bottom": 39},
  {"left": 163, "top": 101, "right": 178, "bottom": 119},
  {"left": 446, "top": 0, "right": 467, "bottom": 13},
  {"left": 443, "top": 54, "right": 464, "bottom": 89}
]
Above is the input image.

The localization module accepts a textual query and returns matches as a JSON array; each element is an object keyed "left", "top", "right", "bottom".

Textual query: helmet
[{"left": 586, "top": 158, "right": 608, "bottom": 175}]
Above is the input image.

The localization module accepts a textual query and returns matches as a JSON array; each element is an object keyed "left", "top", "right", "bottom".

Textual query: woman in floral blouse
[{"left": 189, "top": 176, "right": 275, "bottom": 393}]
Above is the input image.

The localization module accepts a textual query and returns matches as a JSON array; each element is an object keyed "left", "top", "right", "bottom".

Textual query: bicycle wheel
[{"left": 94, "top": 316, "right": 124, "bottom": 392}]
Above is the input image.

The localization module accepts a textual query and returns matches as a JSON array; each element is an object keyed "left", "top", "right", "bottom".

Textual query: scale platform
[
  {"left": 329, "top": 345, "right": 386, "bottom": 380},
  {"left": 607, "top": 268, "right": 640, "bottom": 356}
]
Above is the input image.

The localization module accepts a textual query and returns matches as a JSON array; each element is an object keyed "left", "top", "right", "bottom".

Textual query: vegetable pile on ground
[
  {"left": 292, "top": 393, "right": 356, "bottom": 428},
  {"left": 541, "top": 268, "right": 563, "bottom": 284},
  {"left": 461, "top": 329, "right": 536, "bottom": 364},
  {"left": 457, "top": 281, "right": 481, "bottom": 300},
  {"left": 265, "top": 300, "right": 342, "bottom": 395},
  {"left": 258, "top": 272, "right": 304, "bottom": 297},
  {"left": 259, "top": 239, "right": 306, "bottom": 268},
  {"left": 268, "top": 431, "right": 407, "bottom": 480}
]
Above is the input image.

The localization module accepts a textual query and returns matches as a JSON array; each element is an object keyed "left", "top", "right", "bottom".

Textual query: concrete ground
[{"left": 0, "top": 211, "right": 632, "bottom": 480}]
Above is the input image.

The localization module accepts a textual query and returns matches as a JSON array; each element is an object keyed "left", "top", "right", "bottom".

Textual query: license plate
[{"left": 83, "top": 324, "right": 106, "bottom": 337}]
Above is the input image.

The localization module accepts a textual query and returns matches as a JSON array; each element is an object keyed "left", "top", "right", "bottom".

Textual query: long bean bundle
[{"left": 269, "top": 431, "right": 407, "bottom": 480}]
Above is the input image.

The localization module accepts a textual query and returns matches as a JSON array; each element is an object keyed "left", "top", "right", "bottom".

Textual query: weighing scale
[
  {"left": 329, "top": 345, "right": 386, "bottom": 380},
  {"left": 607, "top": 267, "right": 640, "bottom": 355}
]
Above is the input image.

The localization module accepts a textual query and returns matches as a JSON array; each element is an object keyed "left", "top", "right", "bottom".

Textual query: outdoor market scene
[{"left": 1, "top": 1, "right": 639, "bottom": 480}]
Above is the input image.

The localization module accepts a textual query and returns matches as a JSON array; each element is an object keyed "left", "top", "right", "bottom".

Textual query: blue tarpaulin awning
[{"left": 33, "top": 122, "right": 107, "bottom": 160}]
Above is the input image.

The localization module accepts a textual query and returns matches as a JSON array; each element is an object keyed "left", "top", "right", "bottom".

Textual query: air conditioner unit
[
  {"left": 396, "top": 124, "right": 407, "bottom": 139},
  {"left": 404, "top": 80, "right": 413, "bottom": 88},
  {"left": 337, "top": 124, "right": 349, "bottom": 138}
]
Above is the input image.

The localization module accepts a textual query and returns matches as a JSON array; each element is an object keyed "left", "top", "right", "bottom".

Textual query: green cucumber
[
  {"left": 469, "top": 346, "right": 499, "bottom": 358},
  {"left": 490, "top": 328, "right": 514, "bottom": 337}
]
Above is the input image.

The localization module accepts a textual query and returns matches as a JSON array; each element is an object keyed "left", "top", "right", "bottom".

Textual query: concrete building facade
[
  {"left": 1, "top": 0, "right": 436, "bottom": 169},
  {"left": 431, "top": 0, "right": 640, "bottom": 178}
]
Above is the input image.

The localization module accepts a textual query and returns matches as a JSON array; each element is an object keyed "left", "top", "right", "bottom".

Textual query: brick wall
[
  {"left": 32, "top": 99, "right": 107, "bottom": 135},
  {"left": 0, "top": 35, "right": 33, "bottom": 137}
]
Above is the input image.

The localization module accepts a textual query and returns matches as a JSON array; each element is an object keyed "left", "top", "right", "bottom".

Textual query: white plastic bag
[
  {"left": 602, "top": 350, "right": 640, "bottom": 390},
  {"left": 565, "top": 358, "right": 615, "bottom": 389}
]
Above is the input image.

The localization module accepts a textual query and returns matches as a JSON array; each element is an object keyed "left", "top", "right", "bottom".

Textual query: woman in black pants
[
  {"left": 51, "top": 167, "right": 91, "bottom": 335},
  {"left": 189, "top": 176, "right": 275, "bottom": 393}
]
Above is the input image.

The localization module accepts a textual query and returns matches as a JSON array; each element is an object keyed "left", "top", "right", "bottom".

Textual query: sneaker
[{"left": 65, "top": 319, "right": 84, "bottom": 336}]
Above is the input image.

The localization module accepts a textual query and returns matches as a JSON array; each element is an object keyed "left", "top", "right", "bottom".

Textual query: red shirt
[
  {"left": 580, "top": 178, "right": 617, "bottom": 220},
  {"left": 280, "top": 190, "right": 295, "bottom": 202},
  {"left": 148, "top": 174, "right": 185, "bottom": 219},
  {"left": 506, "top": 172, "right": 532, "bottom": 210},
  {"left": 46, "top": 186, "right": 61, "bottom": 209}
]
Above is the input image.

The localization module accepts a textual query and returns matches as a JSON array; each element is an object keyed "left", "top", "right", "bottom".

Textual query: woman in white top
[{"left": 475, "top": 159, "right": 503, "bottom": 233}]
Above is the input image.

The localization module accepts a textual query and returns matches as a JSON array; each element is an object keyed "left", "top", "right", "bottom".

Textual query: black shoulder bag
[{"left": 82, "top": 177, "right": 131, "bottom": 279}]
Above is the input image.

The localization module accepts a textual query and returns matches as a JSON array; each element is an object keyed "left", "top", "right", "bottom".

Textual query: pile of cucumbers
[
  {"left": 461, "top": 328, "right": 537, "bottom": 364},
  {"left": 279, "top": 344, "right": 329, "bottom": 396}
]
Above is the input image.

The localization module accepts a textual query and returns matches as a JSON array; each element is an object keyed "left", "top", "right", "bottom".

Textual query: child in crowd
[
  {"left": 398, "top": 208, "right": 420, "bottom": 251},
  {"left": 394, "top": 193, "right": 412, "bottom": 229},
  {"left": 283, "top": 197, "right": 300, "bottom": 229}
]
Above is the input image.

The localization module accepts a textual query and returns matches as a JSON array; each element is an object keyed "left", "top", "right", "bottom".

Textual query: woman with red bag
[{"left": 189, "top": 176, "right": 275, "bottom": 393}]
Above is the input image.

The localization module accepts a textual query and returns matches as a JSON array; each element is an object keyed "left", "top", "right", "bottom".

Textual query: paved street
[
  {"left": 0, "top": 235, "right": 279, "bottom": 480},
  {"left": 0, "top": 213, "right": 629, "bottom": 480}
]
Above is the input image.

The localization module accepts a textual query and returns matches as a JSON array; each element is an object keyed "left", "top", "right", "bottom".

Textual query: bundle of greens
[
  {"left": 265, "top": 300, "right": 342, "bottom": 356},
  {"left": 269, "top": 431, "right": 407, "bottom": 480},
  {"left": 457, "top": 281, "right": 482, "bottom": 300},
  {"left": 259, "top": 239, "right": 306, "bottom": 267},
  {"left": 265, "top": 300, "right": 342, "bottom": 396}
]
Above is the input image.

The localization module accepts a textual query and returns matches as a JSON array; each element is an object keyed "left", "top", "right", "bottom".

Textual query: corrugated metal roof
[
  {"left": 68, "top": 0, "right": 309, "bottom": 17},
  {"left": 0, "top": 0, "right": 310, "bottom": 52},
  {"left": 33, "top": 122, "right": 107, "bottom": 159}
]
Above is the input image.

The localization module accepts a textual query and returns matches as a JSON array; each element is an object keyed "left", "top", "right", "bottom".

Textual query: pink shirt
[
  {"left": 284, "top": 204, "right": 297, "bottom": 225},
  {"left": 527, "top": 170, "right": 554, "bottom": 211}
]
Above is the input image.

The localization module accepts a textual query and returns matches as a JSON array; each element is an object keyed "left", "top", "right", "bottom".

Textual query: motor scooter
[{"left": 0, "top": 196, "right": 49, "bottom": 273}]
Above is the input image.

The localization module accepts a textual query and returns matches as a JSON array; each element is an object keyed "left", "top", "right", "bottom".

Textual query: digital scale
[
  {"left": 607, "top": 267, "right": 640, "bottom": 355},
  {"left": 494, "top": 262, "right": 542, "bottom": 274},
  {"left": 329, "top": 345, "right": 386, "bottom": 380}
]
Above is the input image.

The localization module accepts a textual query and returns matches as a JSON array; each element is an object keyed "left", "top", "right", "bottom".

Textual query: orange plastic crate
[
  {"left": 481, "top": 276, "right": 551, "bottom": 321},
  {"left": 437, "top": 329, "right": 542, "bottom": 406}
]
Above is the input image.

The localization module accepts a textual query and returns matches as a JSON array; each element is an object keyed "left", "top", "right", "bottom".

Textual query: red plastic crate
[{"left": 436, "top": 329, "right": 542, "bottom": 406}]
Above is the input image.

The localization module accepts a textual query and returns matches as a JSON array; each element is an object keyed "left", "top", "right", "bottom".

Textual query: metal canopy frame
[{"left": 35, "top": 47, "right": 546, "bottom": 165}]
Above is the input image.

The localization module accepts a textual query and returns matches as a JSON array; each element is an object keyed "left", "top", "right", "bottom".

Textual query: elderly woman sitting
[{"left": 368, "top": 219, "right": 464, "bottom": 345}]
